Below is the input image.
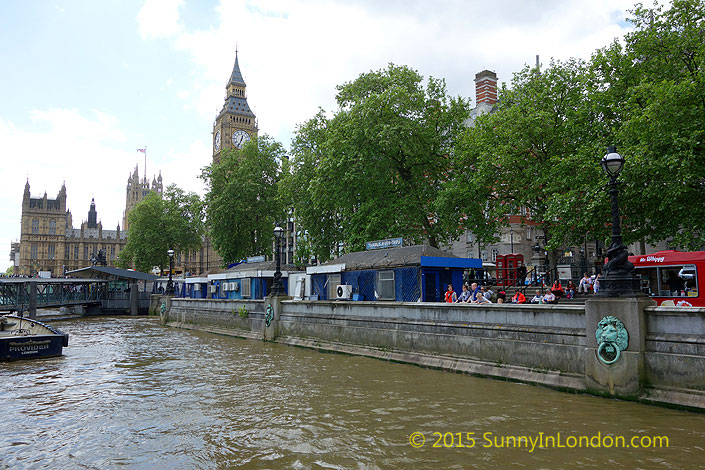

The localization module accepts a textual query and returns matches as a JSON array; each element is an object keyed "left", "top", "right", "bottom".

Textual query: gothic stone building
[
  {"left": 19, "top": 165, "right": 162, "bottom": 276},
  {"left": 19, "top": 181, "right": 126, "bottom": 276},
  {"left": 123, "top": 165, "right": 163, "bottom": 231}
]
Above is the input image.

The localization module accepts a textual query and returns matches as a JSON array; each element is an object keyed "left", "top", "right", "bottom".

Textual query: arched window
[
  {"left": 31, "top": 219, "right": 39, "bottom": 234},
  {"left": 49, "top": 219, "right": 56, "bottom": 235}
]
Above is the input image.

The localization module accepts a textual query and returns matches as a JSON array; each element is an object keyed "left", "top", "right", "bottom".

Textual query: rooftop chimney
[{"left": 474, "top": 70, "right": 498, "bottom": 106}]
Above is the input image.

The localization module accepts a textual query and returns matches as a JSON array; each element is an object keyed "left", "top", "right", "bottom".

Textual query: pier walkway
[{"left": 0, "top": 278, "right": 106, "bottom": 317}]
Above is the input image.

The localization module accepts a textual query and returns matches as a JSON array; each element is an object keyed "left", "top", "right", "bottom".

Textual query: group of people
[
  {"left": 578, "top": 273, "right": 601, "bottom": 295},
  {"left": 445, "top": 282, "right": 505, "bottom": 304},
  {"left": 444, "top": 271, "right": 603, "bottom": 306},
  {"left": 446, "top": 282, "right": 531, "bottom": 304}
]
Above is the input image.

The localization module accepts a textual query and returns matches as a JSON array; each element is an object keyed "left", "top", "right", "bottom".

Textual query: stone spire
[
  {"left": 87, "top": 198, "right": 98, "bottom": 229},
  {"left": 229, "top": 48, "right": 246, "bottom": 87}
]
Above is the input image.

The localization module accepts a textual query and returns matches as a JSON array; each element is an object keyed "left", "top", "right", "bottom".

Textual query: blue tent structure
[{"left": 306, "top": 245, "right": 481, "bottom": 302}]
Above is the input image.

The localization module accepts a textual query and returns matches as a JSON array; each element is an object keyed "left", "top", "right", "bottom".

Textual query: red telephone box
[{"left": 496, "top": 254, "right": 525, "bottom": 286}]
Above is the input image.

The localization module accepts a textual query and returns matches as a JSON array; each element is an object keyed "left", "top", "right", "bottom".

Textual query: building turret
[{"left": 87, "top": 198, "right": 98, "bottom": 229}]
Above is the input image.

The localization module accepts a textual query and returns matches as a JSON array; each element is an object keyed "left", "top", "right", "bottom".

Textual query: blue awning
[{"left": 420, "top": 256, "right": 482, "bottom": 269}]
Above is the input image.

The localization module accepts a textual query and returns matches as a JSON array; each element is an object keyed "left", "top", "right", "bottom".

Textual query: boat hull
[
  {"left": 0, "top": 334, "right": 66, "bottom": 361},
  {"left": 0, "top": 315, "right": 69, "bottom": 361}
]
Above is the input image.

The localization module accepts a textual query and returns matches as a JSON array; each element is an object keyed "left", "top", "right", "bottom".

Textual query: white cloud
[
  {"left": 137, "top": 0, "right": 184, "bottom": 40},
  {"left": 161, "top": 0, "right": 642, "bottom": 150},
  {"left": 162, "top": 139, "right": 210, "bottom": 197},
  {"left": 0, "top": 109, "right": 137, "bottom": 270}
]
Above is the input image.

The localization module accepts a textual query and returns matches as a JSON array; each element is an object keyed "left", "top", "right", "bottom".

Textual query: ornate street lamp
[
  {"left": 599, "top": 146, "right": 640, "bottom": 296},
  {"left": 166, "top": 249, "right": 175, "bottom": 295},
  {"left": 271, "top": 224, "right": 285, "bottom": 295}
]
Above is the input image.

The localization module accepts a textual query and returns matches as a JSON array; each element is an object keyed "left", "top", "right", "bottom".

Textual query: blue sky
[{"left": 0, "top": 0, "right": 650, "bottom": 271}]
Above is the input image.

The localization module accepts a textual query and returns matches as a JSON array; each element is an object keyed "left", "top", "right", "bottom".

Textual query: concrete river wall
[{"left": 161, "top": 296, "right": 705, "bottom": 411}]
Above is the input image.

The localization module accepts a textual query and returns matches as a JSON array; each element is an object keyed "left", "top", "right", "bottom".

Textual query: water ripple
[{"left": 1, "top": 316, "right": 704, "bottom": 469}]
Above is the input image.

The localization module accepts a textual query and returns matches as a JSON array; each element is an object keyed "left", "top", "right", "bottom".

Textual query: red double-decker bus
[{"left": 629, "top": 250, "right": 705, "bottom": 307}]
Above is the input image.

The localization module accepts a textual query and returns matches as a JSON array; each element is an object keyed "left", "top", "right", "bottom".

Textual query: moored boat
[{"left": 0, "top": 315, "right": 69, "bottom": 361}]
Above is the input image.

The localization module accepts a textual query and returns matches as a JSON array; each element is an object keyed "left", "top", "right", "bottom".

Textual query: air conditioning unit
[{"left": 336, "top": 284, "right": 353, "bottom": 299}]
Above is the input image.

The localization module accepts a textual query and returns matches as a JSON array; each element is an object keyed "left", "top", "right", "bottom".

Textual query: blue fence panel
[
  {"left": 311, "top": 274, "right": 327, "bottom": 299},
  {"left": 396, "top": 267, "right": 420, "bottom": 301}
]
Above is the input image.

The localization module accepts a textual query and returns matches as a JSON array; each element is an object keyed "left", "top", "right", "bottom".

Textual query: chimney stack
[{"left": 474, "top": 70, "right": 498, "bottom": 106}]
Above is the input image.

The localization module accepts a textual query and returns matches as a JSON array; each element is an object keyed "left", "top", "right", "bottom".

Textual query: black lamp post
[
  {"left": 509, "top": 227, "right": 514, "bottom": 253},
  {"left": 166, "top": 249, "right": 175, "bottom": 295},
  {"left": 599, "top": 146, "right": 640, "bottom": 296},
  {"left": 271, "top": 224, "right": 284, "bottom": 295}
]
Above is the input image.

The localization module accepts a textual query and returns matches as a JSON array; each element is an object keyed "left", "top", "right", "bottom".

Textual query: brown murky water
[{"left": 1, "top": 316, "right": 704, "bottom": 469}]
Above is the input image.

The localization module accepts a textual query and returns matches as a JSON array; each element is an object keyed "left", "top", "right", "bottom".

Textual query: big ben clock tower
[{"left": 212, "top": 50, "right": 258, "bottom": 164}]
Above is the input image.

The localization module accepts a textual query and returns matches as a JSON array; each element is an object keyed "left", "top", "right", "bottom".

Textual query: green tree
[
  {"left": 614, "top": 0, "right": 705, "bottom": 249},
  {"left": 551, "top": 0, "right": 705, "bottom": 251},
  {"left": 446, "top": 59, "right": 606, "bottom": 265},
  {"left": 286, "top": 64, "right": 470, "bottom": 255},
  {"left": 281, "top": 110, "right": 345, "bottom": 261},
  {"left": 447, "top": 0, "right": 705, "bottom": 259},
  {"left": 117, "top": 185, "right": 204, "bottom": 273},
  {"left": 201, "top": 135, "right": 285, "bottom": 265}
]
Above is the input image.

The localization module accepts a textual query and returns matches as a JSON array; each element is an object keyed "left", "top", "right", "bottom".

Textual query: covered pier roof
[{"left": 66, "top": 266, "right": 158, "bottom": 282}]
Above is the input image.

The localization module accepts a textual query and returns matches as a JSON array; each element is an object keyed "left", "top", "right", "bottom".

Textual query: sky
[{"left": 0, "top": 0, "right": 651, "bottom": 271}]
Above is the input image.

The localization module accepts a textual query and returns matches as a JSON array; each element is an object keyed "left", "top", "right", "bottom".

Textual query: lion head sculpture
[{"left": 595, "top": 315, "right": 629, "bottom": 365}]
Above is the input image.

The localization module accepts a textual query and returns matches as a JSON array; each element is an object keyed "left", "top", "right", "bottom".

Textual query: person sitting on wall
[
  {"left": 474, "top": 293, "right": 491, "bottom": 304},
  {"left": 469, "top": 282, "right": 482, "bottom": 302},
  {"left": 593, "top": 274, "right": 601, "bottom": 294},
  {"left": 511, "top": 291, "right": 526, "bottom": 304},
  {"left": 550, "top": 280, "right": 564, "bottom": 298},
  {"left": 497, "top": 289, "right": 507, "bottom": 303},
  {"left": 543, "top": 291, "right": 557, "bottom": 304},
  {"left": 482, "top": 286, "right": 494, "bottom": 301},
  {"left": 578, "top": 273, "right": 591, "bottom": 295},
  {"left": 445, "top": 284, "right": 457, "bottom": 303},
  {"left": 456, "top": 284, "right": 472, "bottom": 303},
  {"left": 565, "top": 280, "right": 576, "bottom": 299},
  {"left": 530, "top": 289, "right": 543, "bottom": 304}
]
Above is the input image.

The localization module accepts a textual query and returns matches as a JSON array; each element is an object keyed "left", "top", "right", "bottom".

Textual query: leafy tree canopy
[
  {"left": 117, "top": 185, "right": 204, "bottom": 273},
  {"left": 447, "top": 0, "right": 705, "bottom": 257},
  {"left": 285, "top": 63, "right": 470, "bottom": 257},
  {"left": 201, "top": 135, "right": 286, "bottom": 265}
]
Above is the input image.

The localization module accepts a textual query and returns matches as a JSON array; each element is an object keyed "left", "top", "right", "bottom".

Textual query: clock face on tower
[
  {"left": 214, "top": 130, "right": 221, "bottom": 151},
  {"left": 232, "top": 129, "right": 251, "bottom": 149}
]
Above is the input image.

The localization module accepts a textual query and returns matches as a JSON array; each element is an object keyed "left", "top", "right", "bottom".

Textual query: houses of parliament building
[
  {"left": 16, "top": 50, "right": 296, "bottom": 277},
  {"left": 17, "top": 167, "right": 162, "bottom": 277},
  {"left": 16, "top": 51, "right": 260, "bottom": 277}
]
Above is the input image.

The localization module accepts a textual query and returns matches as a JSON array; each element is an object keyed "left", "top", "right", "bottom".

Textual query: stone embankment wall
[{"left": 162, "top": 297, "right": 705, "bottom": 411}]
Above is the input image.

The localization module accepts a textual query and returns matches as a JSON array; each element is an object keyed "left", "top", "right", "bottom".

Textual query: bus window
[
  {"left": 660, "top": 267, "right": 685, "bottom": 296},
  {"left": 637, "top": 267, "right": 658, "bottom": 296},
  {"left": 636, "top": 264, "right": 697, "bottom": 298}
]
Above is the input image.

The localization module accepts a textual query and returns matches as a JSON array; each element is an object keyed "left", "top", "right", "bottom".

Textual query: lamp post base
[{"left": 598, "top": 276, "right": 642, "bottom": 297}]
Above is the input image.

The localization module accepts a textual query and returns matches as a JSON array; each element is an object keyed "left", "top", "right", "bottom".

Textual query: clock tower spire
[{"left": 212, "top": 49, "right": 257, "bottom": 164}]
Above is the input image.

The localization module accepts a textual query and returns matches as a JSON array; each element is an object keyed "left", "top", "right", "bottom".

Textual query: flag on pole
[{"left": 137, "top": 148, "right": 146, "bottom": 153}]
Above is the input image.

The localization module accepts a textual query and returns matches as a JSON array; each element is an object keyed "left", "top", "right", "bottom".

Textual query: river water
[{"left": 1, "top": 316, "right": 704, "bottom": 469}]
